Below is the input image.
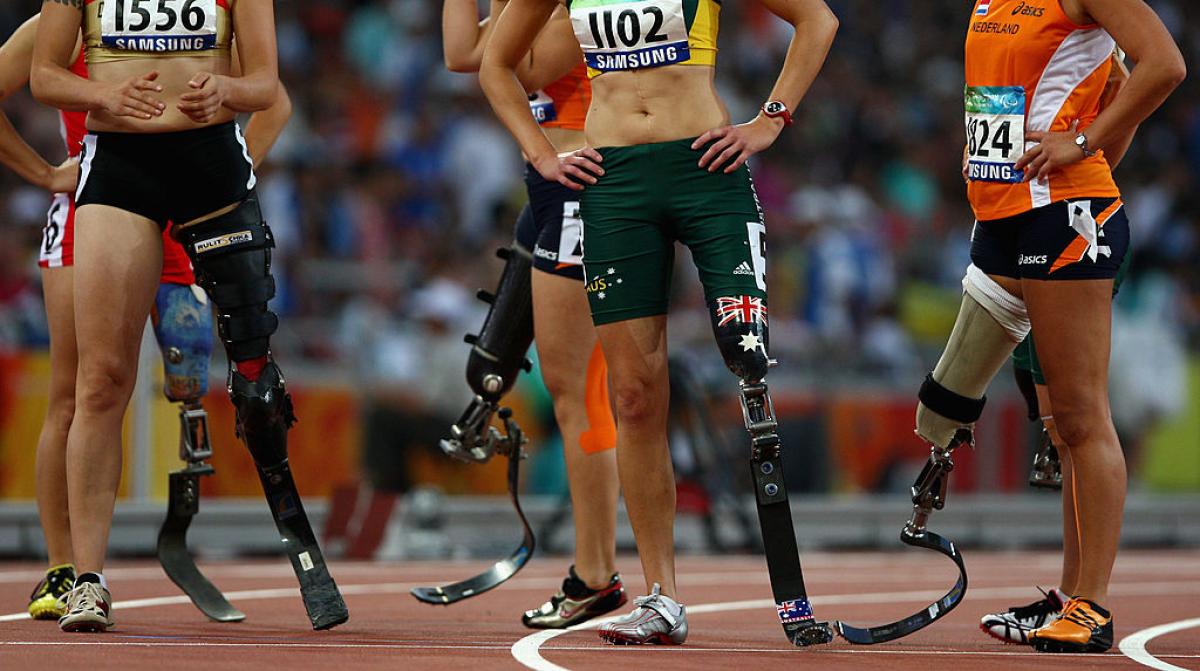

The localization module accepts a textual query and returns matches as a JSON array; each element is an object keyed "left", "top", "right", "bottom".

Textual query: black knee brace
[
  {"left": 709, "top": 296, "right": 770, "bottom": 383},
  {"left": 918, "top": 374, "right": 986, "bottom": 426},
  {"left": 466, "top": 244, "right": 535, "bottom": 402},
  {"left": 174, "top": 192, "right": 277, "bottom": 363}
]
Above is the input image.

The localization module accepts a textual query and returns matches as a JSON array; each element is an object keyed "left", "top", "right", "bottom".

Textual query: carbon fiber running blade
[
  {"left": 157, "top": 469, "right": 245, "bottom": 622},
  {"left": 412, "top": 449, "right": 535, "bottom": 605},
  {"left": 834, "top": 529, "right": 967, "bottom": 645},
  {"left": 258, "top": 463, "right": 349, "bottom": 630}
]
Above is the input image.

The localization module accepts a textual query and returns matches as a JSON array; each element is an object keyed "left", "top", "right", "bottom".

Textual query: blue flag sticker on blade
[{"left": 777, "top": 598, "right": 815, "bottom": 624}]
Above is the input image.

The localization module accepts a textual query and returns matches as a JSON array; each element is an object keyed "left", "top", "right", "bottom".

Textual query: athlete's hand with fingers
[
  {"left": 99, "top": 71, "right": 165, "bottom": 120},
  {"left": 178, "top": 72, "right": 231, "bottom": 124},
  {"left": 1016, "top": 120, "right": 1086, "bottom": 183},
  {"left": 534, "top": 147, "right": 604, "bottom": 191},
  {"left": 693, "top": 115, "right": 781, "bottom": 173},
  {"left": 47, "top": 158, "right": 79, "bottom": 194}
]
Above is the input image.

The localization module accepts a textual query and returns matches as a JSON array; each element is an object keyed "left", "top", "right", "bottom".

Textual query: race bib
[
  {"left": 100, "top": 0, "right": 218, "bottom": 52},
  {"left": 528, "top": 90, "right": 558, "bottom": 125},
  {"left": 570, "top": 0, "right": 690, "bottom": 72},
  {"left": 964, "top": 85, "right": 1026, "bottom": 184}
]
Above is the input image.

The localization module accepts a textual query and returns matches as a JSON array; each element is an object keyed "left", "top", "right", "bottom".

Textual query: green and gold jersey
[{"left": 567, "top": 0, "right": 718, "bottom": 78}]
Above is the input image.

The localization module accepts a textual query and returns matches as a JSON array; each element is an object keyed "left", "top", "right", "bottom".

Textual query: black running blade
[
  {"left": 258, "top": 464, "right": 349, "bottom": 630},
  {"left": 834, "top": 529, "right": 967, "bottom": 645},
  {"left": 412, "top": 450, "right": 535, "bottom": 605},
  {"left": 157, "top": 469, "right": 245, "bottom": 623}
]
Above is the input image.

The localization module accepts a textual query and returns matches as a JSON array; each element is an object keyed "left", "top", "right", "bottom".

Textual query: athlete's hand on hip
[
  {"left": 178, "top": 72, "right": 231, "bottom": 124},
  {"left": 693, "top": 116, "right": 780, "bottom": 173},
  {"left": 100, "top": 71, "right": 165, "bottom": 120},
  {"left": 47, "top": 158, "right": 79, "bottom": 194},
  {"left": 1016, "top": 121, "right": 1086, "bottom": 184},
  {"left": 535, "top": 147, "right": 604, "bottom": 191}
]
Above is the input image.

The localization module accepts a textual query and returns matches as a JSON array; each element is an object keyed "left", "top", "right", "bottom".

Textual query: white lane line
[
  {"left": 511, "top": 582, "right": 1200, "bottom": 671},
  {"left": 1120, "top": 618, "right": 1200, "bottom": 671}
]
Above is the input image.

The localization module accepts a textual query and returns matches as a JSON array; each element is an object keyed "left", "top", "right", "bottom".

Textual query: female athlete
[
  {"left": 480, "top": 0, "right": 837, "bottom": 644},
  {"left": 443, "top": 0, "right": 625, "bottom": 628},
  {"left": 915, "top": 0, "right": 1183, "bottom": 653},
  {"left": 31, "top": 0, "right": 289, "bottom": 632}
]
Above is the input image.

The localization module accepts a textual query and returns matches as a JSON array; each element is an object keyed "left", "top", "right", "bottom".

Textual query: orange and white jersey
[
  {"left": 965, "top": 0, "right": 1120, "bottom": 221},
  {"left": 528, "top": 62, "right": 591, "bottom": 131}
]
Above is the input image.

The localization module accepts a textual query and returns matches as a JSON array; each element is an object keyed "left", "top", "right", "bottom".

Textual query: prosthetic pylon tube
[
  {"left": 413, "top": 408, "right": 536, "bottom": 604},
  {"left": 739, "top": 380, "right": 834, "bottom": 646},
  {"left": 834, "top": 429, "right": 971, "bottom": 644},
  {"left": 441, "top": 245, "right": 534, "bottom": 463},
  {"left": 1029, "top": 429, "right": 1064, "bottom": 490},
  {"left": 157, "top": 403, "right": 245, "bottom": 622}
]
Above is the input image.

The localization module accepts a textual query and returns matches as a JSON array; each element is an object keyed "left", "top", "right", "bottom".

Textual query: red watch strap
[{"left": 762, "top": 101, "right": 793, "bottom": 126}]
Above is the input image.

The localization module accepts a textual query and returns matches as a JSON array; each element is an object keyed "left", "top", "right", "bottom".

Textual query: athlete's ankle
[{"left": 76, "top": 572, "right": 108, "bottom": 590}]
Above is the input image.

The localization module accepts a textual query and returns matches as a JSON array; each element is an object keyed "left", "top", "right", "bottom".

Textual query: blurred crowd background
[{"left": 1, "top": 0, "right": 1198, "bottom": 497}]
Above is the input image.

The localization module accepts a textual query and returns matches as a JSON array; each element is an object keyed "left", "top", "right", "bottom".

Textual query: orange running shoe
[{"left": 1030, "top": 597, "right": 1113, "bottom": 653}]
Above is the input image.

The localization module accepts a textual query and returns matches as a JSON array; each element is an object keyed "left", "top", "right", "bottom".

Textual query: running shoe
[
  {"left": 1030, "top": 597, "right": 1113, "bottom": 653},
  {"left": 980, "top": 587, "right": 1067, "bottom": 644},
  {"left": 58, "top": 579, "right": 115, "bottom": 633},
  {"left": 597, "top": 583, "right": 687, "bottom": 645},
  {"left": 522, "top": 565, "right": 627, "bottom": 629},
  {"left": 27, "top": 563, "right": 75, "bottom": 620}
]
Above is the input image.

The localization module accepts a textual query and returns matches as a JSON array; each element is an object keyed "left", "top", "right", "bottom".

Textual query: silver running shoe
[
  {"left": 980, "top": 587, "right": 1067, "bottom": 644},
  {"left": 598, "top": 583, "right": 687, "bottom": 645},
  {"left": 59, "top": 581, "right": 115, "bottom": 633}
]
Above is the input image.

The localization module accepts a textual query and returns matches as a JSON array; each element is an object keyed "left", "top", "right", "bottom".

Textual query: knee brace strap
[
  {"left": 918, "top": 374, "right": 985, "bottom": 425},
  {"left": 177, "top": 193, "right": 278, "bottom": 362},
  {"left": 962, "top": 264, "right": 1030, "bottom": 343}
]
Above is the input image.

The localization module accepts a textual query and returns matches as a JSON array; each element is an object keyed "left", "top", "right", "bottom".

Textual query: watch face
[{"left": 764, "top": 101, "right": 785, "bottom": 115}]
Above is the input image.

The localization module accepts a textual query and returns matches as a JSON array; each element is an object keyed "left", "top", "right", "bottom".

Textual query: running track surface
[{"left": 1, "top": 551, "right": 1198, "bottom": 670}]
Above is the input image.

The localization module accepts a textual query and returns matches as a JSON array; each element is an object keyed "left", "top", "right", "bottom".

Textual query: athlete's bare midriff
[
  {"left": 585, "top": 65, "right": 727, "bottom": 147},
  {"left": 86, "top": 53, "right": 235, "bottom": 133},
  {"left": 544, "top": 126, "right": 587, "bottom": 154}
]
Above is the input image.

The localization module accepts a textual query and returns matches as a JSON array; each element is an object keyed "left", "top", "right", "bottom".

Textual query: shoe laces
[
  {"left": 631, "top": 583, "right": 679, "bottom": 627},
  {"left": 1009, "top": 587, "right": 1058, "bottom": 618},
  {"left": 67, "top": 583, "right": 105, "bottom": 613}
]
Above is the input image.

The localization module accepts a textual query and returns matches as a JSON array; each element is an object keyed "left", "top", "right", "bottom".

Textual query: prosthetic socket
[
  {"left": 442, "top": 244, "right": 535, "bottom": 463},
  {"left": 152, "top": 282, "right": 216, "bottom": 465},
  {"left": 174, "top": 192, "right": 294, "bottom": 471}
]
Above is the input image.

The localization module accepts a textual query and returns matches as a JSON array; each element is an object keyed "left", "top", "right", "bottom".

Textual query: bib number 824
[{"left": 967, "top": 117, "right": 1015, "bottom": 160}]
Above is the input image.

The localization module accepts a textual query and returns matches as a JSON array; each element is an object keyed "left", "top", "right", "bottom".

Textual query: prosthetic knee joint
[
  {"left": 907, "top": 376, "right": 984, "bottom": 537},
  {"left": 174, "top": 193, "right": 294, "bottom": 471},
  {"left": 442, "top": 244, "right": 534, "bottom": 463}
]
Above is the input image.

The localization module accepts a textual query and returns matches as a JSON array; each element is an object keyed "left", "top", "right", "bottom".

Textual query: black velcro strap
[
  {"left": 918, "top": 373, "right": 986, "bottom": 424},
  {"left": 207, "top": 276, "right": 276, "bottom": 310},
  {"left": 217, "top": 310, "right": 279, "bottom": 343}
]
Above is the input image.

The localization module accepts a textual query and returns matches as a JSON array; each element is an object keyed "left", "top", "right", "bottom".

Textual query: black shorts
[
  {"left": 75, "top": 122, "right": 256, "bottom": 227},
  {"left": 515, "top": 164, "right": 584, "bottom": 281},
  {"left": 970, "top": 197, "right": 1129, "bottom": 281}
]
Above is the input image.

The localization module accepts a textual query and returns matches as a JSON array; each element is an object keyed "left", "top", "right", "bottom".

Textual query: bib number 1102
[{"left": 588, "top": 6, "right": 668, "bottom": 49}]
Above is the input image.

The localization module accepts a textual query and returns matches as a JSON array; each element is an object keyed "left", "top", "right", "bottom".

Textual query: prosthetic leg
[
  {"left": 709, "top": 299, "right": 833, "bottom": 647},
  {"left": 415, "top": 243, "right": 537, "bottom": 604},
  {"left": 1015, "top": 360, "right": 1063, "bottom": 490},
  {"left": 176, "top": 194, "right": 347, "bottom": 630},
  {"left": 837, "top": 264, "right": 1029, "bottom": 643},
  {"left": 152, "top": 282, "right": 244, "bottom": 622}
]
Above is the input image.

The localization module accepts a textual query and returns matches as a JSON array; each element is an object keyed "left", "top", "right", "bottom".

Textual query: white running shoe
[
  {"left": 59, "top": 581, "right": 115, "bottom": 633},
  {"left": 980, "top": 587, "right": 1067, "bottom": 645},
  {"left": 598, "top": 583, "right": 687, "bottom": 645}
]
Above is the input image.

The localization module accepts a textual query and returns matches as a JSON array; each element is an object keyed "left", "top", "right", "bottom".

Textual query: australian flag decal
[{"left": 777, "top": 598, "right": 814, "bottom": 624}]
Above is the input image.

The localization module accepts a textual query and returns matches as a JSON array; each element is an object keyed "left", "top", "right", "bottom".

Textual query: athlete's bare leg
[
  {"left": 532, "top": 272, "right": 619, "bottom": 588},
  {"left": 35, "top": 267, "right": 76, "bottom": 567},
  {"left": 1024, "top": 279, "right": 1124, "bottom": 607},
  {"left": 595, "top": 315, "right": 675, "bottom": 598},
  {"left": 67, "top": 206, "right": 162, "bottom": 575},
  {"left": 1035, "top": 383, "right": 1078, "bottom": 594}
]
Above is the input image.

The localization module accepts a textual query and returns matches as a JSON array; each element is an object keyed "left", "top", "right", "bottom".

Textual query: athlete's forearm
[
  {"left": 223, "top": 0, "right": 278, "bottom": 113},
  {"left": 0, "top": 114, "right": 57, "bottom": 190},
  {"left": 31, "top": 4, "right": 97, "bottom": 111},
  {"left": 243, "top": 83, "right": 292, "bottom": 168},
  {"left": 443, "top": 0, "right": 502, "bottom": 73},
  {"left": 758, "top": 0, "right": 837, "bottom": 115},
  {"left": 1099, "top": 56, "right": 1135, "bottom": 169},
  {"left": 516, "top": 9, "right": 580, "bottom": 92},
  {"left": 1075, "top": 0, "right": 1184, "bottom": 155},
  {"left": 218, "top": 68, "right": 277, "bottom": 113},
  {"left": 480, "top": 0, "right": 560, "bottom": 163}
]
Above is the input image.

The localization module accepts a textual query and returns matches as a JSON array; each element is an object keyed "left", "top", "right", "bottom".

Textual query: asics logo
[
  {"left": 1011, "top": 1, "right": 1045, "bottom": 16},
  {"left": 1018, "top": 254, "right": 1048, "bottom": 265}
]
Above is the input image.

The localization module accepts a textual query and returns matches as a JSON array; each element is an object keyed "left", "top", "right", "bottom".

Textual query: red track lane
[{"left": 1, "top": 551, "right": 1198, "bottom": 670}]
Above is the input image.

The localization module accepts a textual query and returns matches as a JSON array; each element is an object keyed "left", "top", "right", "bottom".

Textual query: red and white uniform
[{"left": 39, "top": 47, "right": 194, "bottom": 285}]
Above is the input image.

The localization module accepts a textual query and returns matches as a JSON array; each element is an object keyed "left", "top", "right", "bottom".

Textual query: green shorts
[
  {"left": 1011, "top": 245, "right": 1132, "bottom": 384},
  {"left": 580, "top": 138, "right": 767, "bottom": 325}
]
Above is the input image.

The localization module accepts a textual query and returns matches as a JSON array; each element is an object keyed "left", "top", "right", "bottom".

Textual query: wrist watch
[
  {"left": 1074, "top": 132, "right": 1097, "bottom": 157},
  {"left": 762, "top": 100, "right": 793, "bottom": 127}
]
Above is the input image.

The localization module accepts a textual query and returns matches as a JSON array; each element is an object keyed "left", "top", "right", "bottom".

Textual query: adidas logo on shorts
[{"left": 733, "top": 261, "right": 755, "bottom": 276}]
